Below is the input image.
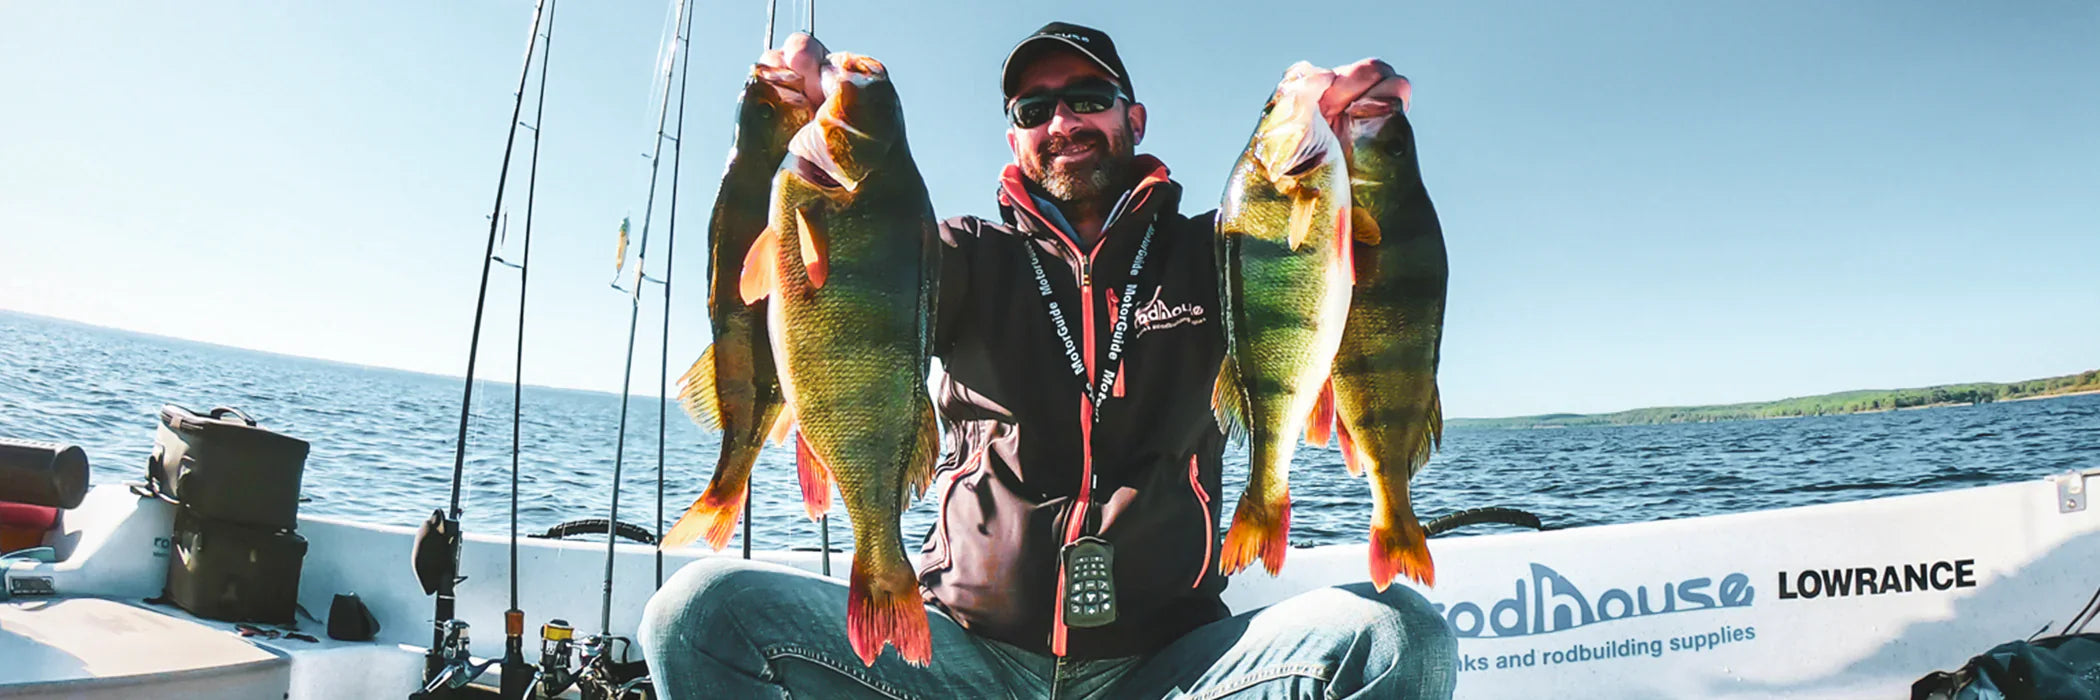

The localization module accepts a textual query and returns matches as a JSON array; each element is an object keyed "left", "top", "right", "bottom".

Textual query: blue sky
[{"left": 2, "top": 1, "right": 2094, "bottom": 418}]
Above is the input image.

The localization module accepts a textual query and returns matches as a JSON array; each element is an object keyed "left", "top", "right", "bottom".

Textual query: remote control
[{"left": 1061, "top": 536, "right": 1116, "bottom": 628}]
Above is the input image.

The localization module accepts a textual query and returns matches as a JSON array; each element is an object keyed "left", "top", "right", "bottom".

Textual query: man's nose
[{"left": 1045, "top": 101, "right": 1089, "bottom": 136}]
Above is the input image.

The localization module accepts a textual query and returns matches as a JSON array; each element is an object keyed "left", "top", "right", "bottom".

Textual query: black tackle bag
[{"left": 1914, "top": 634, "right": 2100, "bottom": 700}]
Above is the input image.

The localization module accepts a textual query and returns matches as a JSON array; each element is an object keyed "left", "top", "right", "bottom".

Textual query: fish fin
[
  {"left": 675, "top": 345, "right": 723, "bottom": 431},
  {"left": 1427, "top": 385, "right": 1444, "bottom": 454},
  {"left": 739, "top": 227, "right": 780, "bottom": 305},
  {"left": 662, "top": 477, "right": 748, "bottom": 551},
  {"left": 1350, "top": 207, "right": 1382, "bottom": 246},
  {"left": 1286, "top": 195, "right": 1320, "bottom": 251},
  {"left": 795, "top": 432, "right": 833, "bottom": 520},
  {"left": 1219, "top": 488, "right": 1291, "bottom": 576},
  {"left": 1305, "top": 378, "right": 1335, "bottom": 447},
  {"left": 1211, "top": 356, "right": 1250, "bottom": 445},
  {"left": 1369, "top": 488, "right": 1435, "bottom": 590},
  {"left": 766, "top": 404, "right": 797, "bottom": 445},
  {"left": 795, "top": 208, "right": 828, "bottom": 290},
  {"left": 1337, "top": 205, "right": 1356, "bottom": 286},
  {"left": 846, "top": 555, "right": 933, "bottom": 667},
  {"left": 1337, "top": 417, "right": 1364, "bottom": 477},
  {"left": 905, "top": 398, "right": 939, "bottom": 504},
  {"left": 1400, "top": 386, "right": 1442, "bottom": 477}
]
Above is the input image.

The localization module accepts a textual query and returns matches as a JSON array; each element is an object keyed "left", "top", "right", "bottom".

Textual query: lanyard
[{"left": 1023, "top": 224, "right": 1156, "bottom": 421}]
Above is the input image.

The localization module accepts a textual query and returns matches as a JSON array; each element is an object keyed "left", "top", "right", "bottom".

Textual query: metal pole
[
  {"left": 434, "top": 0, "right": 548, "bottom": 687},
  {"left": 602, "top": 0, "right": 691, "bottom": 638},
  {"left": 656, "top": 0, "right": 698, "bottom": 590}
]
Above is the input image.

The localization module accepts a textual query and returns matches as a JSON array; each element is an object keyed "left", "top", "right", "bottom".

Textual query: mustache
[{"left": 1038, "top": 129, "right": 1110, "bottom": 160}]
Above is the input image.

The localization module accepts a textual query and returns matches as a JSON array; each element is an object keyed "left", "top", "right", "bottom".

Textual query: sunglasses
[{"left": 1006, "top": 81, "right": 1127, "bottom": 129}]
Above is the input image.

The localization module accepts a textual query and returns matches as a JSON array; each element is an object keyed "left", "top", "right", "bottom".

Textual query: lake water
[{"left": 2, "top": 310, "right": 2094, "bottom": 552}]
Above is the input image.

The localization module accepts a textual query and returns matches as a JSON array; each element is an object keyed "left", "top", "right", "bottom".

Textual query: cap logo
[{"left": 1053, "top": 33, "right": 1091, "bottom": 43}]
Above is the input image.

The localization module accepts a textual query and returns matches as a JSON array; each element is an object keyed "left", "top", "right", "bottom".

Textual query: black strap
[{"left": 1023, "top": 223, "right": 1156, "bottom": 422}]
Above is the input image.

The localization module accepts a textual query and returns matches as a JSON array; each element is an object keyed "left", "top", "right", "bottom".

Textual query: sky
[{"left": 1, "top": 0, "right": 2094, "bottom": 419}]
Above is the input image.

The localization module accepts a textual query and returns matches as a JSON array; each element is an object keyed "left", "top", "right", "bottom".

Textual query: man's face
[{"left": 1007, "top": 50, "right": 1147, "bottom": 204}]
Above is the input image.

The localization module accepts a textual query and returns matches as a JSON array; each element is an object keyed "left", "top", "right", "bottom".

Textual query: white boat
[{"left": 4, "top": 464, "right": 2093, "bottom": 698}]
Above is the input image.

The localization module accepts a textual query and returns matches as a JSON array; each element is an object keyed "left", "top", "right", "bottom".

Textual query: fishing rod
[
  {"left": 490, "top": 0, "right": 562, "bottom": 694},
  {"left": 583, "top": 0, "right": 692, "bottom": 693},
  {"left": 743, "top": 0, "right": 781, "bottom": 563},
  {"left": 419, "top": 0, "right": 551, "bottom": 696},
  {"left": 654, "top": 0, "right": 703, "bottom": 589}
]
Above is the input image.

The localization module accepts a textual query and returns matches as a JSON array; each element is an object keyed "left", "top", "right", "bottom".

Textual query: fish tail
[
  {"left": 1369, "top": 495, "right": 1435, "bottom": 590},
  {"left": 795, "top": 432, "right": 833, "bottom": 520},
  {"left": 1219, "top": 487, "right": 1291, "bottom": 576},
  {"left": 675, "top": 345, "right": 723, "bottom": 431},
  {"left": 846, "top": 554, "right": 933, "bottom": 667},
  {"left": 662, "top": 481, "right": 746, "bottom": 551},
  {"left": 662, "top": 431, "right": 769, "bottom": 550},
  {"left": 1305, "top": 378, "right": 1336, "bottom": 447}
]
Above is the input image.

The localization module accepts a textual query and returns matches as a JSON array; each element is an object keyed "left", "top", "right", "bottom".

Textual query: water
[{"left": 2, "top": 310, "right": 2094, "bottom": 552}]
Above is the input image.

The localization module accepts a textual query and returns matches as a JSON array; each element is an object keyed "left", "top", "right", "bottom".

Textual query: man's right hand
[{"left": 760, "top": 32, "right": 828, "bottom": 104}]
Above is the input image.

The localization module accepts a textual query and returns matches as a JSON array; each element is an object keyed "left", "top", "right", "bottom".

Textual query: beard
[{"left": 1025, "top": 120, "right": 1135, "bottom": 205}]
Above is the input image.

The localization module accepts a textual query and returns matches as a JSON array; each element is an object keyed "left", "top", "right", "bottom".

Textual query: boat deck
[{"left": 0, "top": 596, "right": 424, "bottom": 699}]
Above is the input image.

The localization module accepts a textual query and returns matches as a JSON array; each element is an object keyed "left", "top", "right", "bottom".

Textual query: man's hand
[
  {"left": 759, "top": 31, "right": 828, "bottom": 104},
  {"left": 1318, "top": 58, "right": 1411, "bottom": 125}
]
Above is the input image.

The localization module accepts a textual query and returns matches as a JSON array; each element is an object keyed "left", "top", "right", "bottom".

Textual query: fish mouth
[
  {"left": 787, "top": 113, "right": 867, "bottom": 192},
  {"left": 790, "top": 153, "right": 844, "bottom": 190},
  {"left": 821, "top": 52, "right": 889, "bottom": 96}
]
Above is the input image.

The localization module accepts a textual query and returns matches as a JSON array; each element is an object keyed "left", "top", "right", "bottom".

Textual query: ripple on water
[{"left": 4, "top": 311, "right": 2097, "bottom": 549}]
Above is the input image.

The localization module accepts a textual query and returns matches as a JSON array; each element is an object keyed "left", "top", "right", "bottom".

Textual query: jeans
[{"left": 640, "top": 558, "right": 1458, "bottom": 699}]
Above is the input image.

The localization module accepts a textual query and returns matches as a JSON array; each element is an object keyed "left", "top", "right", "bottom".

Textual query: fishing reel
[
  {"left": 525, "top": 620, "right": 651, "bottom": 699},
  {"left": 574, "top": 632, "right": 653, "bottom": 700},
  {"left": 530, "top": 619, "right": 579, "bottom": 698},
  {"left": 413, "top": 619, "right": 497, "bottom": 698}
]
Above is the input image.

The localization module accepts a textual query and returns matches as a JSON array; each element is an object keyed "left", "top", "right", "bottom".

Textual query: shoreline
[
  {"left": 2001, "top": 388, "right": 2100, "bottom": 403},
  {"left": 1455, "top": 386, "right": 2099, "bottom": 430}
]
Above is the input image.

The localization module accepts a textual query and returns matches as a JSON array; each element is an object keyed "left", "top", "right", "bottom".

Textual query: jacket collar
[{"left": 997, "top": 155, "right": 1177, "bottom": 257}]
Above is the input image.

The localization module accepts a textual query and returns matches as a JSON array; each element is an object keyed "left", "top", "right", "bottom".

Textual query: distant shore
[{"left": 1451, "top": 371, "right": 2100, "bottom": 430}]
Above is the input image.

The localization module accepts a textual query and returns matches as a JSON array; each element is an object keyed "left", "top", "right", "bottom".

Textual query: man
[{"left": 641, "top": 23, "right": 1456, "bottom": 699}]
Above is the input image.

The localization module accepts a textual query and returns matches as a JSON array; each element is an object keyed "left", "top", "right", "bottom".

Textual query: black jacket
[{"left": 918, "top": 156, "right": 1230, "bottom": 659}]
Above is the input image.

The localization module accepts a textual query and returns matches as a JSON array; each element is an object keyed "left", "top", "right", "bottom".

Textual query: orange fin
[
  {"left": 1337, "top": 417, "right": 1364, "bottom": 477},
  {"left": 766, "top": 405, "right": 796, "bottom": 446},
  {"left": 1369, "top": 507, "right": 1435, "bottom": 591},
  {"left": 1212, "top": 356, "right": 1250, "bottom": 444},
  {"left": 1350, "top": 206, "right": 1382, "bottom": 246},
  {"left": 661, "top": 479, "right": 747, "bottom": 551},
  {"left": 1305, "top": 379, "right": 1335, "bottom": 447},
  {"left": 846, "top": 556, "right": 933, "bottom": 667},
  {"left": 796, "top": 209, "right": 828, "bottom": 290},
  {"left": 1286, "top": 195, "right": 1320, "bottom": 251},
  {"left": 675, "top": 345, "right": 723, "bottom": 431},
  {"left": 1218, "top": 489, "right": 1291, "bottom": 576},
  {"left": 795, "top": 432, "right": 833, "bottom": 520},
  {"left": 739, "top": 227, "right": 780, "bottom": 305}
]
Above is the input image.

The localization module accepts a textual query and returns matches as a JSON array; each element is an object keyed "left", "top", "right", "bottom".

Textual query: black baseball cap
[{"left": 1001, "top": 22, "right": 1134, "bottom": 102}]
